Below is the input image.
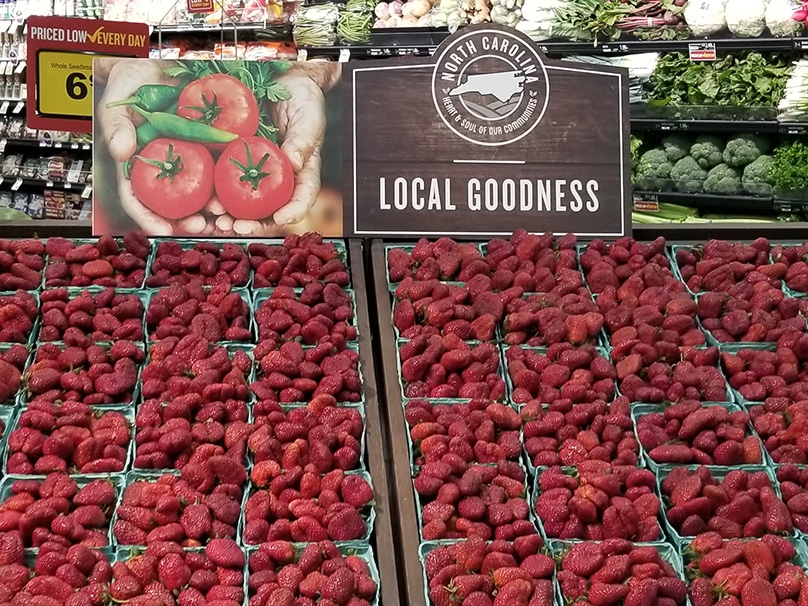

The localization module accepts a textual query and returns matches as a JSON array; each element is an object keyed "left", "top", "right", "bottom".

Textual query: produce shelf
[
  {"left": 300, "top": 29, "right": 808, "bottom": 58},
  {"left": 633, "top": 190, "right": 775, "bottom": 213}
]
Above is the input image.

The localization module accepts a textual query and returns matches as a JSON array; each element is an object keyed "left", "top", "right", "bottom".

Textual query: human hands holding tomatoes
[
  {"left": 98, "top": 59, "right": 339, "bottom": 237},
  {"left": 96, "top": 59, "right": 209, "bottom": 236}
]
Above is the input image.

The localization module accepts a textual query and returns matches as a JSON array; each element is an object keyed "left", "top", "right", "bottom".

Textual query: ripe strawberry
[
  {"left": 589, "top": 582, "right": 630, "bottom": 606},
  {"left": 206, "top": 538, "right": 245, "bottom": 568},
  {"left": 158, "top": 553, "right": 190, "bottom": 591},
  {"left": 741, "top": 578, "right": 777, "bottom": 606}
]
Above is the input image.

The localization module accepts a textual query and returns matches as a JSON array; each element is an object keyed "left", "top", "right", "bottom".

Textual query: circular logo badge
[{"left": 431, "top": 27, "right": 549, "bottom": 147}]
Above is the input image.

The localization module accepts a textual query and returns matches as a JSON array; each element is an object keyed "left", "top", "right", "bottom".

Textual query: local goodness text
[{"left": 378, "top": 178, "right": 601, "bottom": 213}]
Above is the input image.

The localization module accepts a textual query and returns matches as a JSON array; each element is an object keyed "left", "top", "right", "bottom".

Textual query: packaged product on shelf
[
  {"left": 10, "top": 192, "right": 27, "bottom": 213},
  {"left": 242, "top": 41, "right": 297, "bottom": 61},
  {"left": 293, "top": 2, "right": 340, "bottom": 45},
  {"left": 1, "top": 154, "right": 21, "bottom": 176},
  {"left": 66, "top": 158, "right": 85, "bottom": 184},
  {"left": 44, "top": 189, "right": 65, "bottom": 219},
  {"left": 683, "top": 0, "right": 727, "bottom": 37},
  {"left": 767, "top": 0, "right": 805, "bottom": 37},
  {"left": 726, "top": 0, "right": 766, "bottom": 37},
  {"left": 26, "top": 193, "right": 43, "bottom": 219},
  {"left": 337, "top": 0, "right": 375, "bottom": 44},
  {"left": 0, "top": 192, "right": 11, "bottom": 209},
  {"left": 19, "top": 158, "right": 37, "bottom": 179},
  {"left": 46, "top": 156, "right": 67, "bottom": 181}
]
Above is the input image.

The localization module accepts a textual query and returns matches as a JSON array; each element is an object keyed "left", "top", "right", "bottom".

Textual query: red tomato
[
  {"left": 130, "top": 138, "right": 215, "bottom": 220},
  {"left": 178, "top": 74, "right": 260, "bottom": 140},
  {"left": 214, "top": 136, "right": 295, "bottom": 220}
]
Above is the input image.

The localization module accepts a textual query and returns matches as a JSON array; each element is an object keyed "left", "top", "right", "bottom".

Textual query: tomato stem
[
  {"left": 230, "top": 140, "right": 271, "bottom": 190},
  {"left": 134, "top": 143, "right": 185, "bottom": 183},
  {"left": 182, "top": 92, "right": 223, "bottom": 125}
]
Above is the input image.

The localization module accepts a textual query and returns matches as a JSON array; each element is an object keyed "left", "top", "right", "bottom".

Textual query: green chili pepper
[
  {"left": 105, "top": 85, "right": 181, "bottom": 112},
  {"left": 131, "top": 106, "right": 237, "bottom": 145},
  {"left": 136, "top": 102, "right": 178, "bottom": 148}
]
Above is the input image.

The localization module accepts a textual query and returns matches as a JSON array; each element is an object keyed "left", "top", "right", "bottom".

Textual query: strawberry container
[
  {"left": 246, "top": 541, "right": 379, "bottom": 606},
  {"left": 384, "top": 243, "right": 484, "bottom": 290},
  {"left": 390, "top": 293, "right": 502, "bottom": 344},
  {"left": 146, "top": 238, "right": 252, "bottom": 289},
  {"left": 503, "top": 345, "right": 617, "bottom": 409},
  {"left": 248, "top": 401, "right": 367, "bottom": 472},
  {"left": 718, "top": 343, "right": 786, "bottom": 407},
  {"left": 35, "top": 287, "right": 148, "bottom": 346},
  {"left": 655, "top": 464, "right": 794, "bottom": 547},
  {"left": 253, "top": 286, "right": 358, "bottom": 345},
  {"left": 549, "top": 539, "right": 684, "bottom": 606},
  {"left": 145, "top": 285, "right": 254, "bottom": 345},
  {"left": 695, "top": 297, "right": 808, "bottom": 349},
  {"left": 630, "top": 401, "right": 770, "bottom": 472},
  {"left": 418, "top": 539, "right": 556, "bottom": 606},
  {"left": 769, "top": 242, "right": 808, "bottom": 299},
  {"left": 21, "top": 340, "right": 144, "bottom": 408},
  {"left": 530, "top": 465, "right": 666, "bottom": 546},
  {"left": 2, "top": 402, "right": 136, "bottom": 476},
  {"left": 240, "top": 469, "right": 376, "bottom": 547},
  {"left": 110, "top": 469, "right": 250, "bottom": 549},
  {"left": 0, "top": 473, "right": 126, "bottom": 549},
  {"left": 0, "top": 342, "right": 31, "bottom": 406},
  {"left": 403, "top": 398, "right": 523, "bottom": 470},
  {"left": 44, "top": 237, "right": 150, "bottom": 291},
  {"left": 0, "top": 290, "right": 40, "bottom": 348},
  {"left": 250, "top": 341, "right": 363, "bottom": 407},
  {"left": 396, "top": 339, "right": 507, "bottom": 403},
  {"left": 413, "top": 461, "right": 539, "bottom": 544},
  {"left": 247, "top": 237, "right": 350, "bottom": 289}
]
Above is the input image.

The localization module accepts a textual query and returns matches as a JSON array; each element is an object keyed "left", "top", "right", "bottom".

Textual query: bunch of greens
[
  {"left": 554, "top": 0, "right": 685, "bottom": 41},
  {"left": 772, "top": 140, "right": 808, "bottom": 196},
  {"left": 165, "top": 60, "right": 292, "bottom": 143},
  {"left": 646, "top": 52, "right": 795, "bottom": 108}
]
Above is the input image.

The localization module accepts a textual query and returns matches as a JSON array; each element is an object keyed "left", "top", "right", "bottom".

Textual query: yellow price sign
[{"left": 36, "top": 50, "right": 109, "bottom": 120}]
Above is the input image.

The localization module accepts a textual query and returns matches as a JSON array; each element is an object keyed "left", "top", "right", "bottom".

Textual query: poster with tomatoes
[{"left": 92, "top": 58, "right": 343, "bottom": 237}]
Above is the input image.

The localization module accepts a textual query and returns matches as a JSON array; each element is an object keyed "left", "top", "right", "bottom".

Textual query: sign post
[{"left": 26, "top": 16, "right": 149, "bottom": 132}]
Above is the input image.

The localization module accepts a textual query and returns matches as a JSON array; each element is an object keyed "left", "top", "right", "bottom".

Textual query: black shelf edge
[
  {"left": 633, "top": 190, "right": 775, "bottom": 213},
  {"left": 0, "top": 176, "right": 91, "bottom": 195},
  {"left": 150, "top": 22, "right": 266, "bottom": 34},
  {"left": 0, "top": 219, "right": 91, "bottom": 237},
  {"left": 1, "top": 138, "right": 92, "bottom": 151},
  {"left": 300, "top": 30, "right": 808, "bottom": 57}
]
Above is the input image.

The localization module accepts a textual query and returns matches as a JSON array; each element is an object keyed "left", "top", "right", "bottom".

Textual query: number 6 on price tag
[{"left": 35, "top": 51, "right": 98, "bottom": 120}]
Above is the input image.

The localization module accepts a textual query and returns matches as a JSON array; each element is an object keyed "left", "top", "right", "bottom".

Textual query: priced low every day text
[{"left": 378, "top": 178, "right": 601, "bottom": 212}]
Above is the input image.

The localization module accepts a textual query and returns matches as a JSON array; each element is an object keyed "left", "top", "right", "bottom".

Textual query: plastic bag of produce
[
  {"left": 683, "top": 0, "right": 728, "bottom": 37},
  {"left": 766, "top": 0, "right": 804, "bottom": 37},
  {"left": 726, "top": 0, "right": 766, "bottom": 37}
]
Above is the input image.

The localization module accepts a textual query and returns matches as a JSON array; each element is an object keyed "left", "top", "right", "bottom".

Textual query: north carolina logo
[{"left": 431, "top": 27, "right": 549, "bottom": 147}]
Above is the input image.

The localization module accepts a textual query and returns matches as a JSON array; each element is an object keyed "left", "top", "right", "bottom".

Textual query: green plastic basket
[
  {"left": 253, "top": 286, "right": 357, "bottom": 345},
  {"left": 656, "top": 464, "right": 792, "bottom": 546},
  {"left": 0, "top": 473, "right": 125, "bottom": 548},
  {"left": 20, "top": 340, "right": 144, "bottom": 407},
  {"left": 630, "top": 401, "right": 771, "bottom": 472},
  {"left": 384, "top": 243, "right": 484, "bottom": 290},
  {"left": 147, "top": 238, "right": 252, "bottom": 289},
  {"left": 3, "top": 403, "right": 135, "bottom": 476},
  {"left": 239, "top": 469, "right": 376, "bottom": 547},
  {"left": 247, "top": 238, "right": 350, "bottom": 289},
  {"left": 144, "top": 285, "right": 254, "bottom": 345}
]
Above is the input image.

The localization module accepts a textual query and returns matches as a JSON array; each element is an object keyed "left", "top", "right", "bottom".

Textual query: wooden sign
[{"left": 342, "top": 23, "right": 632, "bottom": 239}]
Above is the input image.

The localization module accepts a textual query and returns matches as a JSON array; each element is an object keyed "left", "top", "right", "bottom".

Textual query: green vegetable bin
[
  {"left": 655, "top": 464, "right": 792, "bottom": 547},
  {"left": 1, "top": 403, "right": 135, "bottom": 476},
  {"left": 238, "top": 469, "right": 376, "bottom": 548},
  {"left": 630, "top": 401, "right": 771, "bottom": 472},
  {"left": 0, "top": 473, "right": 126, "bottom": 548}
]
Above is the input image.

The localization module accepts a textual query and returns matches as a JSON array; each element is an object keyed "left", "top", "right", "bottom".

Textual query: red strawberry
[{"left": 741, "top": 578, "right": 776, "bottom": 606}]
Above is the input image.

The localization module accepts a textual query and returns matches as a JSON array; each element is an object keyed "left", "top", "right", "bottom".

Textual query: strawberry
[
  {"left": 589, "top": 583, "right": 630, "bottom": 606},
  {"left": 206, "top": 538, "right": 245, "bottom": 568},
  {"left": 158, "top": 553, "right": 191, "bottom": 591},
  {"left": 741, "top": 578, "right": 777, "bottom": 606}
]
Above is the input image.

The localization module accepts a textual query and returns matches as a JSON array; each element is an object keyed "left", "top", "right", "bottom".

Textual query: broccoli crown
[
  {"left": 634, "top": 148, "right": 673, "bottom": 191},
  {"left": 670, "top": 156, "right": 708, "bottom": 194},
  {"left": 661, "top": 134, "right": 692, "bottom": 163},
  {"left": 723, "top": 134, "right": 771, "bottom": 168},
  {"left": 742, "top": 154, "right": 775, "bottom": 196},
  {"left": 704, "top": 163, "right": 743, "bottom": 195},
  {"left": 690, "top": 135, "right": 724, "bottom": 170}
]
